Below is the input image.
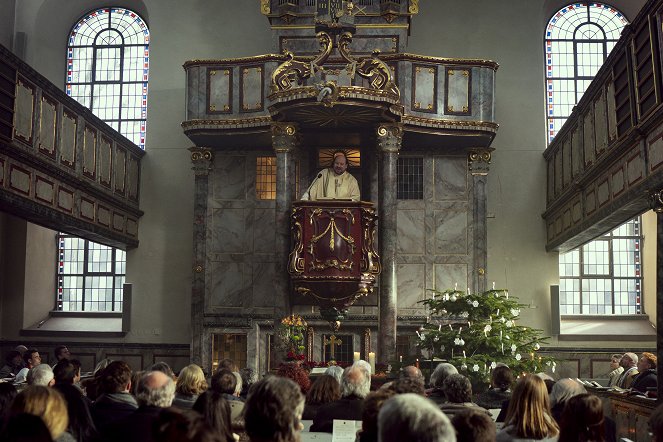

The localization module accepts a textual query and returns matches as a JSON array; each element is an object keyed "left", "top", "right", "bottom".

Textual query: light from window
[
  {"left": 57, "top": 234, "right": 125, "bottom": 311},
  {"left": 256, "top": 156, "right": 277, "bottom": 200},
  {"left": 318, "top": 149, "right": 361, "bottom": 168},
  {"left": 66, "top": 8, "right": 150, "bottom": 149},
  {"left": 545, "top": 3, "right": 627, "bottom": 143},
  {"left": 211, "top": 334, "right": 247, "bottom": 372},
  {"left": 397, "top": 157, "right": 424, "bottom": 200},
  {"left": 559, "top": 217, "right": 641, "bottom": 315}
]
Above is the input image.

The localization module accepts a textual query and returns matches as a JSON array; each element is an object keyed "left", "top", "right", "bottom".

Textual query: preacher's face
[{"left": 333, "top": 155, "right": 348, "bottom": 175}]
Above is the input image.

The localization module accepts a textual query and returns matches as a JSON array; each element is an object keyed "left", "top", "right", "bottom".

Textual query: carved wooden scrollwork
[{"left": 270, "top": 32, "right": 333, "bottom": 93}]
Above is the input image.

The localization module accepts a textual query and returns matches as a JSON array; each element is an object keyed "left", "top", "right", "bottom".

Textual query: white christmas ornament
[
  {"left": 461, "top": 363, "right": 468, "bottom": 371},
  {"left": 450, "top": 294, "right": 457, "bottom": 302},
  {"left": 472, "top": 301, "right": 479, "bottom": 307},
  {"left": 534, "top": 343, "right": 540, "bottom": 350},
  {"left": 515, "top": 354, "right": 522, "bottom": 361},
  {"left": 490, "top": 361, "right": 497, "bottom": 369},
  {"left": 472, "top": 364, "right": 480, "bottom": 372},
  {"left": 511, "top": 344, "right": 517, "bottom": 352}
]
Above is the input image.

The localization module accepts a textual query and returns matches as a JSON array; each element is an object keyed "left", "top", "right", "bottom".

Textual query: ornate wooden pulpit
[{"left": 288, "top": 200, "right": 380, "bottom": 330}]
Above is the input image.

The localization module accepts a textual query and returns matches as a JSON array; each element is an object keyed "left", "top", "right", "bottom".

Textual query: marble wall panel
[
  {"left": 39, "top": 95, "right": 56, "bottom": 156},
  {"left": 445, "top": 68, "right": 470, "bottom": 115},
  {"left": 210, "top": 208, "right": 245, "bottom": 253},
  {"left": 14, "top": 78, "right": 34, "bottom": 143},
  {"left": 253, "top": 208, "right": 276, "bottom": 253},
  {"left": 434, "top": 263, "right": 468, "bottom": 291},
  {"left": 240, "top": 66, "right": 264, "bottom": 112},
  {"left": 591, "top": 358, "right": 611, "bottom": 378},
  {"left": 557, "top": 358, "right": 581, "bottom": 379},
  {"left": 35, "top": 175, "right": 54, "bottom": 204},
  {"left": 607, "top": 80, "right": 617, "bottom": 140},
  {"left": 583, "top": 111, "right": 595, "bottom": 166},
  {"left": 434, "top": 204, "right": 468, "bottom": 255},
  {"left": 594, "top": 92, "right": 608, "bottom": 153},
  {"left": 396, "top": 263, "right": 425, "bottom": 310},
  {"left": 99, "top": 136, "right": 112, "bottom": 187},
  {"left": 571, "top": 125, "right": 583, "bottom": 177},
  {"left": 412, "top": 64, "right": 436, "bottom": 112},
  {"left": 208, "top": 68, "right": 232, "bottom": 114},
  {"left": 9, "top": 164, "right": 30, "bottom": 195},
  {"left": 397, "top": 209, "right": 425, "bottom": 254},
  {"left": 213, "top": 156, "right": 246, "bottom": 201},
  {"left": 252, "top": 261, "right": 277, "bottom": 308},
  {"left": 434, "top": 156, "right": 467, "bottom": 200},
  {"left": 83, "top": 126, "right": 96, "bottom": 178},
  {"left": 209, "top": 262, "right": 246, "bottom": 308},
  {"left": 60, "top": 111, "right": 76, "bottom": 168},
  {"left": 81, "top": 198, "right": 95, "bottom": 221}
]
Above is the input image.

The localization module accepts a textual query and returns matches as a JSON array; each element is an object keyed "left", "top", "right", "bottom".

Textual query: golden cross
[{"left": 324, "top": 334, "right": 343, "bottom": 360}]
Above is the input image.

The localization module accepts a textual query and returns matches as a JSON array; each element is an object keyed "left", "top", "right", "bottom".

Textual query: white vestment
[{"left": 301, "top": 168, "right": 360, "bottom": 201}]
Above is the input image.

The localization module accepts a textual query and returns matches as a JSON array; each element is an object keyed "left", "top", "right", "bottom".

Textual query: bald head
[
  {"left": 136, "top": 370, "right": 175, "bottom": 407},
  {"left": 400, "top": 366, "right": 424, "bottom": 384}
]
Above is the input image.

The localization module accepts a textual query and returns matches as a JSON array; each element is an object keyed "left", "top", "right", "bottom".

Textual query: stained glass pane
[
  {"left": 66, "top": 8, "right": 149, "bottom": 149},
  {"left": 545, "top": 3, "right": 627, "bottom": 143}
]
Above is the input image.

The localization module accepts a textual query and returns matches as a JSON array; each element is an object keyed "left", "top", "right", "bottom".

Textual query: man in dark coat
[
  {"left": 91, "top": 361, "right": 138, "bottom": 432},
  {"left": 630, "top": 352, "right": 657, "bottom": 394}
]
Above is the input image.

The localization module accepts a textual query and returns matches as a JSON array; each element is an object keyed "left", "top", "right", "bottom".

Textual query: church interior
[{"left": 1, "top": 0, "right": 662, "bottom": 438}]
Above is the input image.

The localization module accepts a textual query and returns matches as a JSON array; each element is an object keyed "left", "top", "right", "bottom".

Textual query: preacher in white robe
[{"left": 301, "top": 168, "right": 360, "bottom": 201}]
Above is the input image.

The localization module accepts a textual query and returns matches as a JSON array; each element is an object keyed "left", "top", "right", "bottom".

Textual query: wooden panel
[
  {"left": 152, "top": 355, "right": 191, "bottom": 374},
  {"left": 9, "top": 164, "right": 31, "bottom": 195},
  {"left": 412, "top": 64, "right": 436, "bottom": 113},
  {"left": 583, "top": 111, "right": 595, "bottom": 166},
  {"left": 0, "top": 157, "right": 5, "bottom": 186},
  {"left": 571, "top": 124, "right": 583, "bottom": 177},
  {"left": 112, "top": 212, "right": 124, "bottom": 232},
  {"left": 554, "top": 149, "right": 562, "bottom": 196},
  {"left": 83, "top": 125, "right": 96, "bottom": 179},
  {"left": 80, "top": 197, "right": 95, "bottom": 221},
  {"left": 612, "top": 48, "right": 633, "bottom": 137},
  {"left": 648, "top": 129, "right": 663, "bottom": 170},
  {"left": 60, "top": 109, "right": 77, "bottom": 169},
  {"left": 0, "top": 56, "right": 16, "bottom": 142},
  {"left": 99, "top": 136, "right": 112, "bottom": 188},
  {"left": 126, "top": 218, "right": 138, "bottom": 237},
  {"left": 626, "top": 151, "right": 644, "bottom": 185},
  {"left": 594, "top": 91, "right": 608, "bottom": 154},
  {"left": 572, "top": 199, "right": 582, "bottom": 223},
  {"left": 632, "top": 17, "right": 658, "bottom": 119},
  {"left": 35, "top": 175, "right": 55, "bottom": 205},
  {"left": 597, "top": 178, "right": 610, "bottom": 207},
  {"left": 97, "top": 204, "right": 111, "bottom": 227},
  {"left": 14, "top": 77, "right": 34, "bottom": 144},
  {"left": 57, "top": 186, "right": 74, "bottom": 213},
  {"left": 208, "top": 67, "right": 232, "bottom": 114},
  {"left": 127, "top": 155, "right": 139, "bottom": 201},
  {"left": 606, "top": 79, "right": 618, "bottom": 141},
  {"left": 612, "top": 166, "right": 625, "bottom": 197},
  {"left": 445, "top": 67, "right": 470, "bottom": 115},
  {"left": 585, "top": 188, "right": 597, "bottom": 215},
  {"left": 240, "top": 65, "right": 264, "bottom": 113},
  {"left": 114, "top": 147, "right": 126, "bottom": 195},
  {"left": 562, "top": 137, "right": 571, "bottom": 186},
  {"left": 106, "top": 353, "right": 144, "bottom": 371},
  {"left": 38, "top": 94, "right": 57, "bottom": 158}
]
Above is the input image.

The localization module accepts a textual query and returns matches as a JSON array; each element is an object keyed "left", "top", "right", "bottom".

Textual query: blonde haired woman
[
  {"left": 10, "top": 385, "right": 73, "bottom": 441},
  {"left": 497, "top": 374, "right": 559, "bottom": 442},
  {"left": 173, "top": 364, "right": 208, "bottom": 409}
]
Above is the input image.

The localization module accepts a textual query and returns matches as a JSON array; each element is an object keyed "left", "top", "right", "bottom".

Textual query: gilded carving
[
  {"left": 260, "top": 0, "right": 270, "bottom": 15},
  {"left": 271, "top": 122, "right": 299, "bottom": 153},
  {"left": 468, "top": 149, "right": 492, "bottom": 176},
  {"left": 409, "top": 0, "right": 419, "bottom": 14},
  {"left": 271, "top": 32, "right": 332, "bottom": 92},
  {"left": 308, "top": 208, "right": 356, "bottom": 271},
  {"left": 649, "top": 189, "right": 663, "bottom": 212},
  {"left": 376, "top": 124, "right": 403, "bottom": 153},
  {"left": 189, "top": 146, "right": 214, "bottom": 175}
]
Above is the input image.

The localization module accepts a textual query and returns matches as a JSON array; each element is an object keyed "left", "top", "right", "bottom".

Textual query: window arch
[
  {"left": 545, "top": 3, "right": 627, "bottom": 144},
  {"left": 66, "top": 7, "right": 150, "bottom": 149}
]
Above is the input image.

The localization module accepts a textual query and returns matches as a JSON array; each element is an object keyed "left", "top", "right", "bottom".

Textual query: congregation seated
[
  {"left": 173, "top": 364, "right": 208, "bottom": 410},
  {"left": 0, "top": 382, "right": 17, "bottom": 428},
  {"left": 378, "top": 393, "right": 456, "bottom": 442},
  {"left": 426, "top": 362, "right": 458, "bottom": 406},
  {"left": 244, "top": 376, "right": 305, "bottom": 442},
  {"left": 558, "top": 393, "right": 605, "bottom": 442},
  {"left": 497, "top": 374, "right": 559, "bottom": 442},
  {"left": 399, "top": 364, "right": 425, "bottom": 388},
  {"left": 0, "top": 412, "right": 54, "bottom": 442},
  {"left": 90, "top": 360, "right": 138, "bottom": 432},
  {"left": 630, "top": 351, "right": 657, "bottom": 394},
  {"left": 192, "top": 390, "right": 237, "bottom": 442},
  {"left": 476, "top": 365, "right": 513, "bottom": 410},
  {"left": 549, "top": 378, "right": 586, "bottom": 424},
  {"left": 53, "top": 382, "right": 99, "bottom": 441},
  {"left": 0, "top": 350, "right": 23, "bottom": 378},
  {"left": 606, "top": 354, "right": 624, "bottom": 387},
  {"left": 310, "top": 364, "right": 370, "bottom": 433},
  {"left": 324, "top": 365, "right": 344, "bottom": 385},
  {"left": 27, "top": 364, "right": 55, "bottom": 387},
  {"left": 451, "top": 408, "right": 496, "bottom": 442},
  {"left": 149, "top": 362, "right": 176, "bottom": 380},
  {"left": 386, "top": 376, "right": 426, "bottom": 396},
  {"left": 616, "top": 352, "right": 639, "bottom": 389},
  {"left": 356, "top": 389, "right": 396, "bottom": 442},
  {"left": 152, "top": 407, "right": 222, "bottom": 442},
  {"left": 210, "top": 368, "right": 244, "bottom": 421},
  {"left": 302, "top": 374, "right": 340, "bottom": 420},
  {"left": 238, "top": 367, "right": 258, "bottom": 400},
  {"left": 15, "top": 348, "right": 41, "bottom": 383},
  {"left": 438, "top": 373, "right": 491, "bottom": 419},
  {"left": 9, "top": 385, "right": 75, "bottom": 441}
]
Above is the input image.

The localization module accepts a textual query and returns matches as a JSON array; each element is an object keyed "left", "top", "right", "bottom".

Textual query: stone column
[
  {"left": 189, "top": 146, "right": 213, "bottom": 368},
  {"left": 469, "top": 149, "right": 492, "bottom": 293},
  {"left": 376, "top": 123, "right": 402, "bottom": 364},
  {"left": 649, "top": 188, "right": 663, "bottom": 402},
  {"left": 272, "top": 123, "right": 299, "bottom": 320}
]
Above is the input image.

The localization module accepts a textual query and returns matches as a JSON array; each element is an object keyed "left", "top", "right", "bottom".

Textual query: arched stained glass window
[
  {"left": 545, "top": 3, "right": 627, "bottom": 143},
  {"left": 66, "top": 8, "right": 149, "bottom": 149}
]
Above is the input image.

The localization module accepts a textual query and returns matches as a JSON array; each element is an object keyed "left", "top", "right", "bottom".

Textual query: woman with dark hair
[
  {"left": 559, "top": 394, "right": 605, "bottom": 442},
  {"left": 302, "top": 374, "right": 341, "bottom": 420},
  {"left": 192, "top": 391, "right": 237, "bottom": 442},
  {"left": 476, "top": 365, "right": 513, "bottom": 409},
  {"left": 0, "top": 382, "right": 17, "bottom": 425},
  {"left": 497, "top": 374, "right": 559, "bottom": 442},
  {"left": 244, "top": 376, "right": 305, "bottom": 442},
  {"left": 53, "top": 383, "right": 99, "bottom": 442},
  {"left": 154, "top": 407, "right": 224, "bottom": 442}
]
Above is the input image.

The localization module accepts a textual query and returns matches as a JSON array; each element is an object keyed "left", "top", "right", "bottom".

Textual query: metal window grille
[
  {"left": 322, "top": 334, "right": 353, "bottom": 363},
  {"left": 211, "top": 334, "right": 247, "bottom": 373},
  {"left": 397, "top": 157, "right": 423, "bottom": 200},
  {"left": 256, "top": 156, "right": 277, "bottom": 200}
]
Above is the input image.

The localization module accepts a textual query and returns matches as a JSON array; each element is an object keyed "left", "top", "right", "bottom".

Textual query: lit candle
[
  {"left": 415, "top": 358, "right": 419, "bottom": 368},
  {"left": 368, "top": 352, "right": 376, "bottom": 374},
  {"left": 438, "top": 324, "right": 442, "bottom": 331},
  {"left": 449, "top": 324, "right": 453, "bottom": 331},
  {"left": 492, "top": 281, "right": 495, "bottom": 290},
  {"left": 467, "top": 287, "right": 471, "bottom": 295},
  {"left": 353, "top": 351, "right": 360, "bottom": 362},
  {"left": 399, "top": 355, "right": 403, "bottom": 362},
  {"left": 454, "top": 283, "right": 458, "bottom": 290},
  {"left": 463, "top": 350, "right": 466, "bottom": 359}
]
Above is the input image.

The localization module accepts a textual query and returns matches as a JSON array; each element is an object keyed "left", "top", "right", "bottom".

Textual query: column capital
[
  {"left": 468, "top": 148, "right": 492, "bottom": 176},
  {"left": 271, "top": 122, "right": 300, "bottom": 153},
  {"left": 189, "top": 146, "right": 214, "bottom": 175},
  {"left": 376, "top": 123, "right": 403, "bottom": 153},
  {"left": 649, "top": 188, "right": 663, "bottom": 212}
]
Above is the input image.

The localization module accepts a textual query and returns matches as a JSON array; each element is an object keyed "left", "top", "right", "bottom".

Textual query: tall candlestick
[{"left": 368, "top": 352, "right": 376, "bottom": 374}]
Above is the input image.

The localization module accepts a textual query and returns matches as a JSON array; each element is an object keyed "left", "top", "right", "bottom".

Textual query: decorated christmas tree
[{"left": 417, "top": 287, "right": 556, "bottom": 389}]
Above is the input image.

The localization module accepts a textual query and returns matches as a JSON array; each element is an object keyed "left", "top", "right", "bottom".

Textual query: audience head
[
  {"left": 1, "top": 413, "right": 54, "bottom": 442},
  {"left": 451, "top": 408, "right": 496, "bottom": 442},
  {"left": 176, "top": 364, "right": 208, "bottom": 396},
  {"left": 5, "top": 350, "right": 22, "bottom": 368},
  {"left": 192, "top": 391, "right": 235, "bottom": 442},
  {"left": 98, "top": 360, "right": 133, "bottom": 394},
  {"left": 149, "top": 362, "right": 176, "bottom": 379},
  {"left": 136, "top": 371, "right": 176, "bottom": 407},
  {"left": 27, "top": 364, "right": 55, "bottom": 387},
  {"left": 386, "top": 377, "right": 426, "bottom": 396},
  {"left": 324, "top": 365, "right": 344, "bottom": 384},
  {"left": 153, "top": 407, "right": 223, "bottom": 442},
  {"left": 211, "top": 368, "right": 237, "bottom": 395},
  {"left": 0, "top": 382, "right": 17, "bottom": 418},
  {"left": 218, "top": 358, "right": 238, "bottom": 372},
  {"left": 638, "top": 352, "right": 657, "bottom": 371},
  {"left": 245, "top": 376, "right": 305, "bottom": 442},
  {"left": 306, "top": 374, "right": 341, "bottom": 405},
  {"left": 378, "top": 393, "right": 456, "bottom": 442},
  {"left": 399, "top": 365, "right": 425, "bottom": 386},
  {"left": 53, "top": 346, "right": 70, "bottom": 362},
  {"left": 360, "top": 389, "right": 396, "bottom": 441},
  {"left": 239, "top": 367, "right": 258, "bottom": 392},
  {"left": 232, "top": 372, "right": 243, "bottom": 396},
  {"left": 354, "top": 359, "right": 373, "bottom": 376},
  {"left": 10, "top": 386, "right": 69, "bottom": 440},
  {"left": 14, "top": 345, "right": 28, "bottom": 356},
  {"left": 620, "top": 352, "right": 638, "bottom": 368},
  {"left": 430, "top": 362, "right": 459, "bottom": 389},
  {"left": 491, "top": 365, "right": 513, "bottom": 390},
  {"left": 650, "top": 403, "right": 663, "bottom": 442},
  {"left": 559, "top": 393, "right": 604, "bottom": 442},
  {"left": 93, "top": 358, "right": 113, "bottom": 375},
  {"left": 53, "top": 359, "right": 80, "bottom": 385},
  {"left": 504, "top": 374, "right": 559, "bottom": 439},
  {"left": 443, "top": 374, "right": 472, "bottom": 403},
  {"left": 277, "top": 363, "right": 311, "bottom": 394},
  {"left": 53, "top": 383, "right": 99, "bottom": 442},
  {"left": 549, "top": 378, "right": 586, "bottom": 408},
  {"left": 23, "top": 349, "right": 41, "bottom": 369},
  {"left": 610, "top": 354, "right": 622, "bottom": 370},
  {"left": 341, "top": 365, "right": 370, "bottom": 399}
]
